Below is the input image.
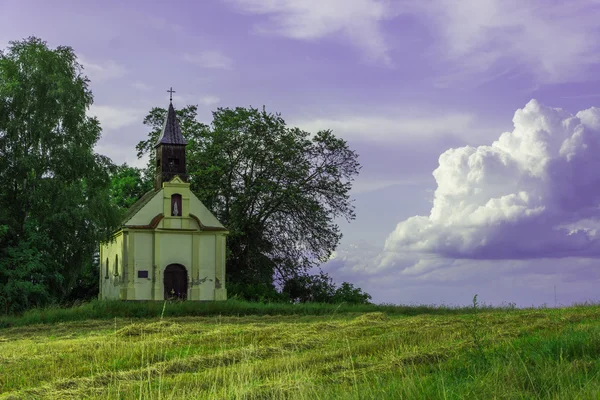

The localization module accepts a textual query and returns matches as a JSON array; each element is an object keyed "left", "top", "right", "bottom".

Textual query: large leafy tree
[
  {"left": 0, "top": 37, "right": 121, "bottom": 313},
  {"left": 137, "top": 105, "right": 361, "bottom": 298},
  {"left": 109, "top": 163, "right": 152, "bottom": 213}
]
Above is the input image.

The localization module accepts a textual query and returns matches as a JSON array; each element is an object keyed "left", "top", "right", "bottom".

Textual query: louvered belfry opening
[{"left": 154, "top": 102, "right": 188, "bottom": 189}]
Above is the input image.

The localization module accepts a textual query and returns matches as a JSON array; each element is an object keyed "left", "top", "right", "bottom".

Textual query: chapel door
[{"left": 164, "top": 264, "right": 188, "bottom": 300}]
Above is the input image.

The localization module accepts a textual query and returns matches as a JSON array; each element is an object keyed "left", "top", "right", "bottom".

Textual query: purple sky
[{"left": 3, "top": 0, "right": 600, "bottom": 307}]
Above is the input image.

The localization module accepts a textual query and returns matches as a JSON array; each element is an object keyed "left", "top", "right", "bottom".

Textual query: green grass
[
  {"left": 0, "top": 298, "right": 509, "bottom": 329},
  {"left": 1, "top": 300, "right": 600, "bottom": 399}
]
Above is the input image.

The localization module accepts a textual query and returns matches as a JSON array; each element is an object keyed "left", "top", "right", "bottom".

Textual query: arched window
[
  {"left": 115, "top": 255, "right": 119, "bottom": 276},
  {"left": 171, "top": 194, "right": 182, "bottom": 216},
  {"left": 105, "top": 257, "right": 109, "bottom": 279}
]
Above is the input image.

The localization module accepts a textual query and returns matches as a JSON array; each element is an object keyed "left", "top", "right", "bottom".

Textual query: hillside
[{"left": 1, "top": 302, "right": 600, "bottom": 399}]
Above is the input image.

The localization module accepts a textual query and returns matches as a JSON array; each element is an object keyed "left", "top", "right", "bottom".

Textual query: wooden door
[{"left": 164, "top": 264, "right": 188, "bottom": 300}]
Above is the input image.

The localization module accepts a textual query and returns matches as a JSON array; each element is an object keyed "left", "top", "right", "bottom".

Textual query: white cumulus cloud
[{"left": 382, "top": 99, "right": 600, "bottom": 265}]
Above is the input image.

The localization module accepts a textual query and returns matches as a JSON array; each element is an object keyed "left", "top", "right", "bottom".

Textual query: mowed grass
[{"left": 1, "top": 301, "right": 600, "bottom": 399}]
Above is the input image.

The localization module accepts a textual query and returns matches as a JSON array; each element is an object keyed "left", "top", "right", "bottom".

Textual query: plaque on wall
[{"left": 138, "top": 270, "right": 149, "bottom": 278}]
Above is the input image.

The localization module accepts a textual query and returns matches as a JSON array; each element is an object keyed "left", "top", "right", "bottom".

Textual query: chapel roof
[
  {"left": 120, "top": 186, "right": 227, "bottom": 231},
  {"left": 154, "top": 102, "right": 188, "bottom": 147},
  {"left": 122, "top": 188, "right": 160, "bottom": 224}
]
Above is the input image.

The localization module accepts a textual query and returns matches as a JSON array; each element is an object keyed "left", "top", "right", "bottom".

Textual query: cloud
[
  {"left": 292, "top": 111, "right": 493, "bottom": 144},
  {"left": 131, "top": 82, "right": 152, "bottom": 92},
  {"left": 351, "top": 178, "right": 428, "bottom": 194},
  {"left": 225, "top": 0, "right": 397, "bottom": 65},
  {"left": 322, "top": 100, "right": 600, "bottom": 307},
  {"left": 77, "top": 55, "right": 127, "bottom": 82},
  {"left": 0, "top": 37, "right": 9, "bottom": 51},
  {"left": 146, "top": 16, "right": 184, "bottom": 33},
  {"left": 325, "top": 243, "right": 600, "bottom": 306},
  {"left": 225, "top": 0, "right": 600, "bottom": 81},
  {"left": 183, "top": 51, "right": 233, "bottom": 70},
  {"left": 381, "top": 99, "right": 600, "bottom": 263},
  {"left": 327, "top": 240, "right": 383, "bottom": 272},
  {"left": 414, "top": 0, "right": 600, "bottom": 85},
  {"left": 88, "top": 105, "right": 145, "bottom": 130},
  {"left": 561, "top": 93, "right": 600, "bottom": 100},
  {"left": 95, "top": 142, "right": 149, "bottom": 169},
  {"left": 200, "top": 96, "right": 220, "bottom": 106},
  {"left": 171, "top": 94, "right": 221, "bottom": 107}
]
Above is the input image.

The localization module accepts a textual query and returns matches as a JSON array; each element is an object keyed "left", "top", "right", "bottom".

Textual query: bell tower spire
[{"left": 154, "top": 90, "right": 187, "bottom": 189}]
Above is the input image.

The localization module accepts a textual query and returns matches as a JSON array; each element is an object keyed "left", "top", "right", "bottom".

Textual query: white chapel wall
[
  {"left": 100, "top": 233, "right": 123, "bottom": 300},
  {"left": 160, "top": 232, "right": 193, "bottom": 275},
  {"left": 134, "top": 232, "right": 153, "bottom": 300},
  {"left": 169, "top": 219, "right": 182, "bottom": 229},
  {"left": 189, "top": 193, "right": 224, "bottom": 228},
  {"left": 125, "top": 190, "right": 164, "bottom": 226},
  {"left": 198, "top": 235, "right": 217, "bottom": 300},
  {"left": 189, "top": 217, "right": 200, "bottom": 230}
]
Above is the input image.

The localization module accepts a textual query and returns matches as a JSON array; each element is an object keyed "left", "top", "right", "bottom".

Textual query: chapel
[{"left": 99, "top": 95, "right": 228, "bottom": 301}]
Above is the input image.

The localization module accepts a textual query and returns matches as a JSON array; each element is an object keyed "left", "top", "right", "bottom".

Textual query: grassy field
[{"left": 1, "top": 300, "right": 600, "bottom": 399}]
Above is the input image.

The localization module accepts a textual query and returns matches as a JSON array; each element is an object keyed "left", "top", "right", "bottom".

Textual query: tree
[
  {"left": 332, "top": 282, "right": 372, "bottom": 304},
  {"left": 137, "top": 105, "right": 361, "bottom": 299},
  {"left": 0, "top": 37, "right": 121, "bottom": 313},
  {"left": 282, "top": 271, "right": 372, "bottom": 304},
  {"left": 62, "top": 163, "right": 150, "bottom": 304},
  {"left": 109, "top": 163, "right": 152, "bottom": 212},
  {"left": 282, "top": 271, "right": 336, "bottom": 303}
]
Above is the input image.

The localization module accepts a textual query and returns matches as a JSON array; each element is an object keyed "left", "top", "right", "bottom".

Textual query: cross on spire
[{"left": 167, "top": 87, "right": 176, "bottom": 102}]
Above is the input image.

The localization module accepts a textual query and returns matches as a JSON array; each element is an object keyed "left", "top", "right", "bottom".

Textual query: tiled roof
[{"left": 154, "top": 102, "right": 188, "bottom": 147}]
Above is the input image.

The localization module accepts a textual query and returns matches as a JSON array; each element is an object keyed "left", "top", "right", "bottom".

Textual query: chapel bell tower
[{"left": 154, "top": 88, "right": 188, "bottom": 190}]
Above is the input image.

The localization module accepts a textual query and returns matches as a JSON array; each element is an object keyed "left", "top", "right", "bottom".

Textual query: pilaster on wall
[
  {"left": 222, "top": 235, "right": 226, "bottom": 286},
  {"left": 152, "top": 231, "right": 163, "bottom": 300},
  {"left": 215, "top": 234, "right": 224, "bottom": 284},
  {"left": 119, "top": 232, "right": 128, "bottom": 300},
  {"left": 124, "top": 231, "right": 135, "bottom": 300},
  {"left": 214, "top": 288, "right": 227, "bottom": 301},
  {"left": 99, "top": 244, "right": 104, "bottom": 299},
  {"left": 214, "top": 234, "right": 227, "bottom": 301},
  {"left": 190, "top": 234, "right": 200, "bottom": 300}
]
